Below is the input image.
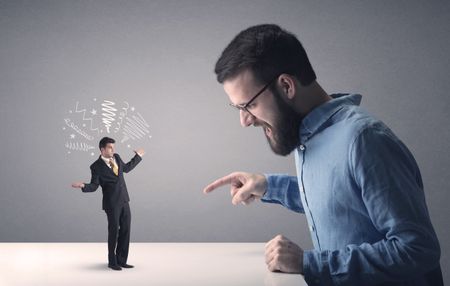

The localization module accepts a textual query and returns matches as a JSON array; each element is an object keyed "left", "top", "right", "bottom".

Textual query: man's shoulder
[
  {"left": 90, "top": 157, "right": 103, "bottom": 169},
  {"left": 338, "top": 105, "right": 384, "bottom": 132},
  {"left": 327, "top": 105, "right": 394, "bottom": 148},
  {"left": 337, "top": 107, "right": 401, "bottom": 151}
]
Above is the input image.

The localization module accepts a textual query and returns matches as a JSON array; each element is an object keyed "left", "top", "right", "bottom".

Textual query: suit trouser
[{"left": 105, "top": 202, "right": 131, "bottom": 265}]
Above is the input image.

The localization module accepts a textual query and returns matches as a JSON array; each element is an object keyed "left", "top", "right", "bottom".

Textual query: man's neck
[
  {"left": 293, "top": 81, "right": 332, "bottom": 118},
  {"left": 101, "top": 155, "right": 114, "bottom": 160}
]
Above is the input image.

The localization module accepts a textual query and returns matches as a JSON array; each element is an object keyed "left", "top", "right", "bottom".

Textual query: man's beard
[{"left": 263, "top": 89, "right": 302, "bottom": 156}]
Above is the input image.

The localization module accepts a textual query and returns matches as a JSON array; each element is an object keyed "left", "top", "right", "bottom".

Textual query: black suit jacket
[{"left": 82, "top": 153, "right": 142, "bottom": 210}]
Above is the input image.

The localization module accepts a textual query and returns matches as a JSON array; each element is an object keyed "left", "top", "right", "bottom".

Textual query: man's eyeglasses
[{"left": 229, "top": 75, "right": 279, "bottom": 116}]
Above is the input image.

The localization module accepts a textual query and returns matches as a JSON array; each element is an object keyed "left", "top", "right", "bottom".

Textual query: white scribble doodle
[
  {"left": 64, "top": 118, "right": 94, "bottom": 141},
  {"left": 114, "top": 101, "right": 129, "bottom": 133},
  {"left": 121, "top": 112, "right": 151, "bottom": 143},
  {"left": 75, "top": 101, "right": 100, "bottom": 134},
  {"left": 101, "top": 100, "right": 117, "bottom": 133},
  {"left": 63, "top": 98, "right": 152, "bottom": 156},
  {"left": 65, "top": 141, "right": 95, "bottom": 152}
]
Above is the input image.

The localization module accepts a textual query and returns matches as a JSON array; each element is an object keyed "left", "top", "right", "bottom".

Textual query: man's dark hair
[
  {"left": 99, "top": 137, "right": 115, "bottom": 150},
  {"left": 214, "top": 24, "right": 316, "bottom": 86}
]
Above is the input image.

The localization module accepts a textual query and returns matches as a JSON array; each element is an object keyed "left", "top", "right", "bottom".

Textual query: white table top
[{"left": 1, "top": 243, "right": 308, "bottom": 286}]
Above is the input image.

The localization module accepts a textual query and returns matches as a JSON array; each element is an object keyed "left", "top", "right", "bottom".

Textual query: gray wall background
[{"left": 1, "top": 0, "right": 449, "bottom": 283}]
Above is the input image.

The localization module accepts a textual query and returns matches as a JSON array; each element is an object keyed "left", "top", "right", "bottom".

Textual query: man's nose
[{"left": 240, "top": 109, "right": 255, "bottom": 127}]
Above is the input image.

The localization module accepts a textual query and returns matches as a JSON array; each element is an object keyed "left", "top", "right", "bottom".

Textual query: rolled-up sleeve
[{"left": 261, "top": 174, "right": 304, "bottom": 214}]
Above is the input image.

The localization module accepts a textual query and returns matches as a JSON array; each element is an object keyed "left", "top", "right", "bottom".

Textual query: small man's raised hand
[{"left": 134, "top": 148, "right": 145, "bottom": 157}]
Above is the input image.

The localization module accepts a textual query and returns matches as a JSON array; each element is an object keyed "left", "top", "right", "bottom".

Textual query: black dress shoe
[
  {"left": 119, "top": 263, "right": 134, "bottom": 268},
  {"left": 108, "top": 264, "right": 122, "bottom": 271}
]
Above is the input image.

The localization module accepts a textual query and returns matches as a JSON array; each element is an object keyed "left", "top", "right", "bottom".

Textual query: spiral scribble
[{"left": 101, "top": 100, "right": 117, "bottom": 133}]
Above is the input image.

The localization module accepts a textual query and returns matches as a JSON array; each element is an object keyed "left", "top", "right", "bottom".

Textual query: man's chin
[
  {"left": 266, "top": 137, "right": 296, "bottom": 156},
  {"left": 262, "top": 125, "right": 299, "bottom": 156}
]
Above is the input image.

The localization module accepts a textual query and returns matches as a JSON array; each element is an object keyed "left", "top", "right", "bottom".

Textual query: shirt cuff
[
  {"left": 303, "top": 249, "right": 333, "bottom": 286},
  {"left": 261, "top": 174, "right": 290, "bottom": 203}
]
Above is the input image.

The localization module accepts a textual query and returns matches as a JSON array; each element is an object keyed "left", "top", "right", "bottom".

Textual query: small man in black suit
[{"left": 72, "top": 137, "right": 144, "bottom": 271}]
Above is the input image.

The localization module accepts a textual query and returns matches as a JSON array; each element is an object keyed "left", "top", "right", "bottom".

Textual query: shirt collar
[
  {"left": 299, "top": 93, "right": 362, "bottom": 142},
  {"left": 101, "top": 155, "right": 115, "bottom": 165}
]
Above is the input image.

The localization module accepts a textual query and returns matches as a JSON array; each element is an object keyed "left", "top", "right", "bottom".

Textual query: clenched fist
[{"left": 265, "top": 234, "right": 304, "bottom": 274}]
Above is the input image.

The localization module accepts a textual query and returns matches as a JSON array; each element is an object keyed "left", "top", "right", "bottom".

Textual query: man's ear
[{"left": 278, "top": 74, "right": 296, "bottom": 100}]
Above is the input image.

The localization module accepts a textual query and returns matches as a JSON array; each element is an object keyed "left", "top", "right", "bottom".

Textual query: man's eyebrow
[{"left": 229, "top": 99, "right": 246, "bottom": 107}]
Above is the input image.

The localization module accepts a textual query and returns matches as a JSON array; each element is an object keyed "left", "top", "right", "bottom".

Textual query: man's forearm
[{"left": 261, "top": 174, "right": 304, "bottom": 213}]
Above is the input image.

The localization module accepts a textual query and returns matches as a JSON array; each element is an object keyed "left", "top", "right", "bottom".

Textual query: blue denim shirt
[{"left": 262, "top": 94, "right": 442, "bottom": 286}]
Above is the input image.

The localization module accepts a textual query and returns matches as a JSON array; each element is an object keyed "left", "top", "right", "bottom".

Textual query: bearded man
[{"left": 203, "top": 24, "right": 442, "bottom": 286}]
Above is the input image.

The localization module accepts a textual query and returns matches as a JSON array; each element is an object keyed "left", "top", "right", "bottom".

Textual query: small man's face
[{"left": 100, "top": 143, "right": 115, "bottom": 158}]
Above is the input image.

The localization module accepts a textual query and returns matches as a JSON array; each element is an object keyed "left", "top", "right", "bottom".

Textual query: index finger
[{"left": 203, "top": 173, "right": 236, "bottom": 194}]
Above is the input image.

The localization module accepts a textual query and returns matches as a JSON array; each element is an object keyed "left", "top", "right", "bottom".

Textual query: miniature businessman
[
  {"left": 72, "top": 136, "right": 144, "bottom": 271},
  {"left": 203, "top": 24, "right": 442, "bottom": 285}
]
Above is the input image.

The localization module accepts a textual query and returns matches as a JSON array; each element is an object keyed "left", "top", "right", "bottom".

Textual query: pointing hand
[{"left": 203, "top": 172, "right": 267, "bottom": 205}]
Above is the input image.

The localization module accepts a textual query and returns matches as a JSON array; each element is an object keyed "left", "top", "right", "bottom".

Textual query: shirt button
[
  {"left": 299, "top": 144, "right": 305, "bottom": 151},
  {"left": 309, "top": 225, "right": 315, "bottom": 232}
]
